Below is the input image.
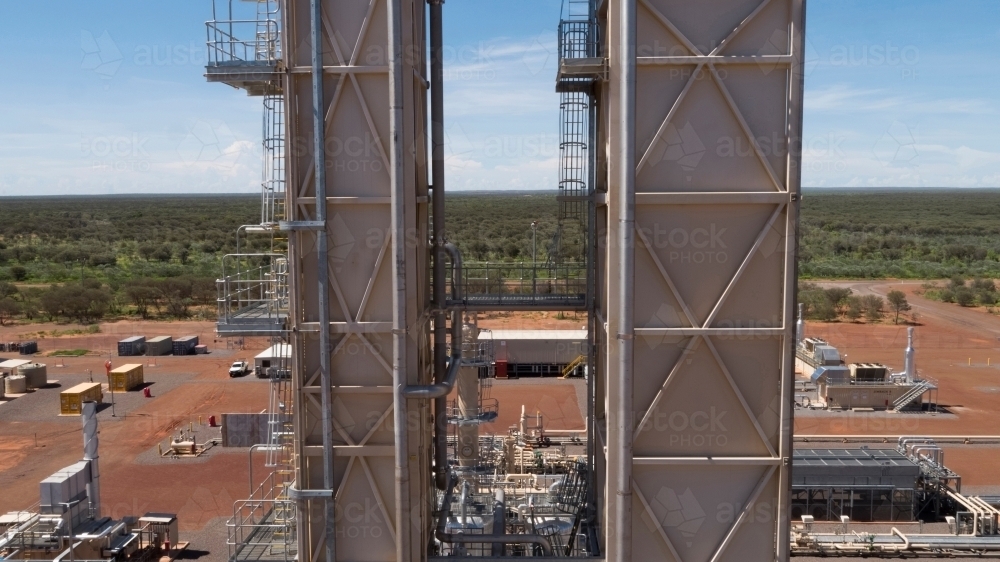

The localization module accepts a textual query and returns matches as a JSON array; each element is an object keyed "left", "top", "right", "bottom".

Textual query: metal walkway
[{"left": 447, "top": 262, "right": 587, "bottom": 311}]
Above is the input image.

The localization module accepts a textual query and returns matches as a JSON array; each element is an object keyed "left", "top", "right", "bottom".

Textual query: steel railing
[{"left": 217, "top": 254, "right": 288, "bottom": 327}]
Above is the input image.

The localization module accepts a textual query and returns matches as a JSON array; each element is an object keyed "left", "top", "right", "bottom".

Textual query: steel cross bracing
[
  {"left": 604, "top": 0, "right": 805, "bottom": 560},
  {"left": 282, "top": 0, "right": 431, "bottom": 561}
]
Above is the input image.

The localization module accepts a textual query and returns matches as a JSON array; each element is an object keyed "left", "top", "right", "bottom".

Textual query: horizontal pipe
[{"left": 797, "top": 435, "right": 1000, "bottom": 442}]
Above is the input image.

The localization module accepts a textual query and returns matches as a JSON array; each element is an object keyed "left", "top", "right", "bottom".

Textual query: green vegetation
[
  {"left": 48, "top": 349, "right": 90, "bottom": 357},
  {"left": 1, "top": 189, "right": 1000, "bottom": 324},
  {"left": 799, "top": 283, "right": 890, "bottom": 324},
  {"left": 445, "top": 193, "right": 585, "bottom": 263},
  {"left": 0, "top": 194, "right": 264, "bottom": 284},
  {"left": 923, "top": 276, "right": 998, "bottom": 307},
  {"left": 800, "top": 189, "right": 1000, "bottom": 279}
]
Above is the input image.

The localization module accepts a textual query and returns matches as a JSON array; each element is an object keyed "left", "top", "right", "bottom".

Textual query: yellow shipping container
[
  {"left": 109, "top": 363, "right": 144, "bottom": 391},
  {"left": 60, "top": 382, "right": 103, "bottom": 415}
]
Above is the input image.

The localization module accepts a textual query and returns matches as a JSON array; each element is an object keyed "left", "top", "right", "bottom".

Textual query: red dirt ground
[
  {"left": 4, "top": 285, "right": 1000, "bottom": 531},
  {"left": 0, "top": 320, "right": 271, "bottom": 531}
]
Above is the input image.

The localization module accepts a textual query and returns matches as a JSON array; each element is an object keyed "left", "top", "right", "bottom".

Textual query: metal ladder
[
  {"left": 261, "top": 94, "right": 286, "bottom": 226},
  {"left": 254, "top": 0, "right": 281, "bottom": 62},
  {"left": 555, "top": 0, "right": 597, "bottom": 263}
]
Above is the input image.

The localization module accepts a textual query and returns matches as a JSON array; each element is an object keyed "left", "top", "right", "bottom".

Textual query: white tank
[
  {"left": 18, "top": 363, "right": 47, "bottom": 389},
  {"left": 5, "top": 374, "right": 27, "bottom": 394}
]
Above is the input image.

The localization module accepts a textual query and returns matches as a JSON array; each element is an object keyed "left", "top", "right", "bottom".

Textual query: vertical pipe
[
  {"left": 308, "top": 0, "right": 336, "bottom": 560},
  {"left": 796, "top": 302, "right": 805, "bottom": 345},
  {"left": 387, "top": 0, "right": 411, "bottom": 556},
  {"left": 82, "top": 401, "right": 100, "bottom": 518},
  {"left": 429, "top": 0, "right": 448, "bottom": 491},
  {"left": 612, "top": 0, "right": 635, "bottom": 558},
  {"left": 777, "top": 1, "right": 807, "bottom": 559},
  {"left": 904, "top": 327, "right": 915, "bottom": 383},
  {"left": 491, "top": 488, "right": 506, "bottom": 556}
]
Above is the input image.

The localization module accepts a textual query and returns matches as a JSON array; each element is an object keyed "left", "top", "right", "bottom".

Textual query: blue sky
[{"left": 0, "top": 1, "right": 997, "bottom": 196}]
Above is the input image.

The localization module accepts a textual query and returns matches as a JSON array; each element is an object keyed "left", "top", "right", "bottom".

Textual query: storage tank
[
  {"left": 5, "top": 374, "right": 27, "bottom": 394},
  {"left": 17, "top": 363, "right": 47, "bottom": 389},
  {"left": 145, "top": 336, "right": 173, "bottom": 356}
]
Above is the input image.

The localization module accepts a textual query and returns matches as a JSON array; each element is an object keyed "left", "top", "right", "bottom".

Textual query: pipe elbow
[{"left": 404, "top": 353, "right": 461, "bottom": 399}]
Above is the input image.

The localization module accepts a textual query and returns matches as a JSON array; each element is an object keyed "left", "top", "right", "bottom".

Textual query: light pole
[
  {"left": 104, "top": 360, "right": 115, "bottom": 417},
  {"left": 530, "top": 221, "right": 538, "bottom": 295},
  {"left": 60, "top": 498, "right": 84, "bottom": 562}
]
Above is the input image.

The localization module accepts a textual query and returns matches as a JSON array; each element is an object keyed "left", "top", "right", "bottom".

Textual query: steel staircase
[{"left": 892, "top": 380, "right": 933, "bottom": 412}]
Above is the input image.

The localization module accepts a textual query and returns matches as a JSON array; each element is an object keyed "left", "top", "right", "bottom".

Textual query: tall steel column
[
  {"left": 285, "top": 0, "right": 431, "bottom": 560},
  {"left": 604, "top": 0, "right": 806, "bottom": 560}
]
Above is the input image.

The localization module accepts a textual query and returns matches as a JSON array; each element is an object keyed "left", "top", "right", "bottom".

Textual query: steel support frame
[
  {"left": 604, "top": 0, "right": 806, "bottom": 560},
  {"left": 286, "top": 0, "right": 430, "bottom": 560}
]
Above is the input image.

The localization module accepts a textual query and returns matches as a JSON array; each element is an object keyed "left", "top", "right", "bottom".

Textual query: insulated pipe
[
  {"left": 429, "top": 0, "right": 448, "bottom": 493},
  {"left": 796, "top": 303, "right": 805, "bottom": 345},
  {"left": 386, "top": 0, "right": 410, "bottom": 556},
  {"left": 904, "top": 327, "right": 916, "bottom": 383},
  {"left": 403, "top": 244, "right": 463, "bottom": 399},
  {"left": 435, "top": 474, "right": 553, "bottom": 556},
  {"left": 82, "top": 401, "right": 100, "bottom": 518},
  {"left": 891, "top": 527, "right": 911, "bottom": 551},
  {"left": 491, "top": 488, "right": 506, "bottom": 556},
  {"left": 308, "top": 0, "right": 336, "bottom": 560},
  {"left": 612, "top": 0, "right": 637, "bottom": 558},
  {"left": 459, "top": 480, "right": 469, "bottom": 526},
  {"left": 403, "top": 243, "right": 463, "bottom": 490}
]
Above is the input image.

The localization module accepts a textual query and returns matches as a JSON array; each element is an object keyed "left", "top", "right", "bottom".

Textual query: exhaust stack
[
  {"left": 904, "top": 327, "right": 916, "bottom": 383},
  {"left": 82, "top": 400, "right": 101, "bottom": 517},
  {"left": 796, "top": 303, "right": 805, "bottom": 346}
]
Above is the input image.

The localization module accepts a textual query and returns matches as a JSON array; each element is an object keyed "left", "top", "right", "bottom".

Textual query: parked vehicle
[{"left": 229, "top": 361, "right": 249, "bottom": 377}]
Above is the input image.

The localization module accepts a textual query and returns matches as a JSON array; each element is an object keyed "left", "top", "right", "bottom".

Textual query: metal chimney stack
[
  {"left": 904, "top": 327, "right": 915, "bottom": 383},
  {"left": 82, "top": 400, "right": 101, "bottom": 517},
  {"left": 796, "top": 303, "right": 805, "bottom": 346}
]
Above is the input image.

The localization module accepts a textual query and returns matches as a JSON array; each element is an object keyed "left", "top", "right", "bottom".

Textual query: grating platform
[
  {"left": 217, "top": 303, "right": 287, "bottom": 337},
  {"left": 451, "top": 294, "right": 586, "bottom": 311}
]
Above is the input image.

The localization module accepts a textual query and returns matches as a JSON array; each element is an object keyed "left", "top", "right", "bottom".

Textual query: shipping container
[
  {"left": 118, "top": 336, "right": 146, "bottom": 357},
  {"left": 173, "top": 336, "right": 199, "bottom": 356},
  {"left": 60, "top": 382, "right": 103, "bottom": 415},
  {"left": 145, "top": 336, "right": 173, "bottom": 356},
  {"left": 109, "top": 363, "right": 144, "bottom": 391},
  {"left": 19, "top": 341, "right": 38, "bottom": 355}
]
